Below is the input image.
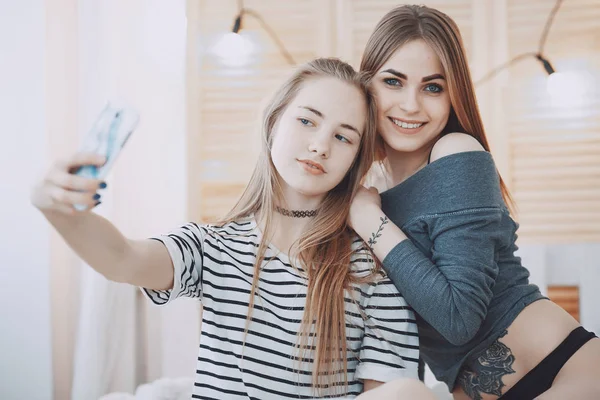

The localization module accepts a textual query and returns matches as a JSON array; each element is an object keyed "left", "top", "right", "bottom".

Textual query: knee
[{"left": 382, "top": 378, "right": 438, "bottom": 400}]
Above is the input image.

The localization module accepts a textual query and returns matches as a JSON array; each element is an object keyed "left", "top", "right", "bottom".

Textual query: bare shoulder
[{"left": 429, "top": 132, "right": 485, "bottom": 163}]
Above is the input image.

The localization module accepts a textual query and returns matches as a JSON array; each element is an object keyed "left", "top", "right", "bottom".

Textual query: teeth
[{"left": 392, "top": 119, "right": 423, "bottom": 129}]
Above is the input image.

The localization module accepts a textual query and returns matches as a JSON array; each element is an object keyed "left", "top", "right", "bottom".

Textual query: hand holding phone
[
  {"left": 31, "top": 103, "right": 139, "bottom": 214},
  {"left": 73, "top": 103, "right": 139, "bottom": 210}
]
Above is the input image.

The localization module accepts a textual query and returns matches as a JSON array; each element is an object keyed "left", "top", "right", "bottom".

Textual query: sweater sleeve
[{"left": 382, "top": 207, "right": 510, "bottom": 346}]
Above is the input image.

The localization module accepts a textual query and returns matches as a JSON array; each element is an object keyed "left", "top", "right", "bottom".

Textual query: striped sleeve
[
  {"left": 141, "top": 222, "right": 207, "bottom": 305},
  {"left": 355, "top": 277, "right": 420, "bottom": 383}
]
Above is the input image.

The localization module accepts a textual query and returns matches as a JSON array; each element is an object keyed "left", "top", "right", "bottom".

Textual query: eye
[
  {"left": 383, "top": 78, "right": 402, "bottom": 87},
  {"left": 335, "top": 134, "right": 351, "bottom": 144},
  {"left": 298, "top": 118, "right": 314, "bottom": 126},
  {"left": 424, "top": 83, "right": 443, "bottom": 94}
]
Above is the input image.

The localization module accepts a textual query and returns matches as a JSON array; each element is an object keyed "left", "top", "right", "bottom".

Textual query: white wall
[
  {"left": 0, "top": 1, "right": 53, "bottom": 399},
  {"left": 69, "top": 1, "right": 198, "bottom": 397},
  {"left": 0, "top": 0, "right": 197, "bottom": 398}
]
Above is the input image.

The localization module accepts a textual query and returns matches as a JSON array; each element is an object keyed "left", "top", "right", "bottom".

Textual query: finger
[
  {"left": 48, "top": 169, "right": 105, "bottom": 193},
  {"left": 57, "top": 153, "right": 106, "bottom": 172},
  {"left": 49, "top": 186, "right": 100, "bottom": 209}
]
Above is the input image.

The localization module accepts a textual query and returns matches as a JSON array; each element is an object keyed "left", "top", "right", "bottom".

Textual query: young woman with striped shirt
[{"left": 31, "top": 58, "right": 437, "bottom": 399}]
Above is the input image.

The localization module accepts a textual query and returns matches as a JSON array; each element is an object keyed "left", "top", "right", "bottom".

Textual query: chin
[
  {"left": 280, "top": 175, "right": 330, "bottom": 198},
  {"left": 383, "top": 137, "right": 429, "bottom": 154},
  {"left": 381, "top": 130, "right": 440, "bottom": 154},
  {"left": 291, "top": 185, "right": 329, "bottom": 198}
]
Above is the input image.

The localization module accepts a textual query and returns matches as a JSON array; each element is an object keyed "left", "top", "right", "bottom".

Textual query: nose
[
  {"left": 308, "top": 130, "right": 331, "bottom": 159},
  {"left": 399, "top": 87, "right": 421, "bottom": 114}
]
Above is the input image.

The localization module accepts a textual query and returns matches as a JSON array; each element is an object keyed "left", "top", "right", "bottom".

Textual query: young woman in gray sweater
[{"left": 350, "top": 5, "right": 600, "bottom": 400}]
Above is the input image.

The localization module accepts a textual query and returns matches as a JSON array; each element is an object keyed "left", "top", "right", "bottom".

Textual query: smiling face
[
  {"left": 270, "top": 76, "right": 367, "bottom": 201},
  {"left": 371, "top": 39, "right": 452, "bottom": 157}
]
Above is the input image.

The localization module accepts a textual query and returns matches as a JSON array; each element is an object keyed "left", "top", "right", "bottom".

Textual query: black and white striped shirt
[{"left": 142, "top": 217, "right": 419, "bottom": 399}]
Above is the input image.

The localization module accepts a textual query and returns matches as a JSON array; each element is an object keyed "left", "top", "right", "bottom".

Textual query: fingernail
[
  {"left": 99, "top": 182, "right": 107, "bottom": 189},
  {"left": 93, "top": 193, "right": 101, "bottom": 200},
  {"left": 94, "top": 201, "right": 102, "bottom": 207}
]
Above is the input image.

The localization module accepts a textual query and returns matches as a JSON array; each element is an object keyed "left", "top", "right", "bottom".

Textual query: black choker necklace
[{"left": 275, "top": 205, "right": 318, "bottom": 218}]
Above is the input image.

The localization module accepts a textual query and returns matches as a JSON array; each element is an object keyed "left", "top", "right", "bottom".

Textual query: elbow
[
  {"left": 107, "top": 241, "right": 138, "bottom": 284},
  {"left": 117, "top": 257, "right": 142, "bottom": 286},
  {"left": 445, "top": 329, "right": 478, "bottom": 346},
  {"left": 83, "top": 257, "right": 132, "bottom": 284},
  {"left": 438, "top": 289, "right": 490, "bottom": 346},
  {"left": 440, "top": 315, "right": 484, "bottom": 346},
  {"left": 107, "top": 269, "right": 132, "bottom": 284},
  {"left": 99, "top": 261, "right": 133, "bottom": 284}
]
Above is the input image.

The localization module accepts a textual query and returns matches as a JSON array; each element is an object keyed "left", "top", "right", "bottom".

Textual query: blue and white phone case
[{"left": 74, "top": 103, "right": 139, "bottom": 210}]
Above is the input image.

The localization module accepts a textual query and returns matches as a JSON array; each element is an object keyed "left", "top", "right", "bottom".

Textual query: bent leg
[{"left": 356, "top": 378, "right": 438, "bottom": 400}]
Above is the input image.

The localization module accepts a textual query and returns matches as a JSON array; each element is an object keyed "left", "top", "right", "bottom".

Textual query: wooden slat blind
[
  {"left": 547, "top": 285, "right": 580, "bottom": 322},
  {"left": 189, "top": 0, "right": 600, "bottom": 238},
  {"left": 190, "top": 0, "right": 475, "bottom": 222},
  {"left": 506, "top": 0, "right": 600, "bottom": 243},
  {"left": 346, "top": 0, "right": 473, "bottom": 68},
  {"left": 192, "top": 0, "right": 324, "bottom": 222}
]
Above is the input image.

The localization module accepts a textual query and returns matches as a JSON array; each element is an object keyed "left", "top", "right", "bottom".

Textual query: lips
[
  {"left": 389, "top": 117, "right": 427, "bottom": 129},
  {"left": 387, "top": 117, "right": 428, "bottom": 135},
  {"left": 297, "top": 159, "right": 326, "bottom": 174}
]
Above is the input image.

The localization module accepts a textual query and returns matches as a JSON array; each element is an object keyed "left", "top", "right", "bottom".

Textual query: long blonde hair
[
  {"left": 219, "top": 58, "right": 378, "bottom": 392},
  {"left": 360, "top": 4, "right": 514, "bottom": 208}
]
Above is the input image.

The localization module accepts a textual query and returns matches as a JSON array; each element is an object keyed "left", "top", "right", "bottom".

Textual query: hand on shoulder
[{"left": 429, "top": 132, "right": 485, "bottom": 163}]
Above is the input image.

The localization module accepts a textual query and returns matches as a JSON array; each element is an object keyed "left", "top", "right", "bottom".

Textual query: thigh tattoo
[{"left": 458, "top": 330, "right": 516, "bottom": 400}]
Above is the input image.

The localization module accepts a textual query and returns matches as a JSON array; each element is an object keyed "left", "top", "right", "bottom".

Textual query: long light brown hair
[
  {"left": 219, "top": 58, "right": 379, "bottom": 393},
  {"left": 360, "top": 4, "right": 514, "bottom": 208}
]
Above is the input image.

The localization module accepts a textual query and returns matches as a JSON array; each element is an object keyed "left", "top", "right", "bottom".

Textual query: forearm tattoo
[
  {"left": 367, "top": 216, "right": 389, "bottom": 248},
  {"left": 457, "top": 330, "right": 516, "bottom": 400}
]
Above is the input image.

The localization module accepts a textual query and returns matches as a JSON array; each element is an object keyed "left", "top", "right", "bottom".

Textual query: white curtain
[{"left": 46, "top": 0, "right": 200, "bottom": 399}]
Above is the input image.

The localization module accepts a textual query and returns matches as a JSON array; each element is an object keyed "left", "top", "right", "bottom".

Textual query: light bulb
[
  {"left": 546, "top": 71, "right": 588, "bottom": 108},
  {"left": 211, "top": 32, "right": 255, "bottom": 68}
]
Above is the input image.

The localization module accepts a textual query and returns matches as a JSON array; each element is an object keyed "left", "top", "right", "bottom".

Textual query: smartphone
[{"left": 74, "top": 102, "right": 140, "bottom": 210}]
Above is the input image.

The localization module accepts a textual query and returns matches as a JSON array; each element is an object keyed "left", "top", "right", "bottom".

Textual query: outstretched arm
[{"left": 31, "top": 152, "right": 174, "bottom": 289}]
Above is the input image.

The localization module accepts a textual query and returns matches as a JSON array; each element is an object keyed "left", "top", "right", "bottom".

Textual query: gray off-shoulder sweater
[{"left": 380, "top": 151, "right": 545, "bottom": 391}]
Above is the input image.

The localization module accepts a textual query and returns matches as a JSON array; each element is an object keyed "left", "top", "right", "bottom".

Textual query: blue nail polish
[
  {"left": 93, "top": 193, "right": 101, "bottom": 200},
  {"left": 99, "top": 182, "right": 107, "bottom": 189}
]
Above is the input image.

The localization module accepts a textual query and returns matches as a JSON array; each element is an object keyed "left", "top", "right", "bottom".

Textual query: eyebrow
[
  {"left": 381, "top": 68, "right": 445, "bottom": 82},
  {"left": 299, "top": 106, "right": 362, "bottom": 137}
]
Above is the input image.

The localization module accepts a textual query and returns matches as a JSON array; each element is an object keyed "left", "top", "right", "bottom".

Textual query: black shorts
[{"left": 499, "top": 326, "right": 597, "bottom": 399}]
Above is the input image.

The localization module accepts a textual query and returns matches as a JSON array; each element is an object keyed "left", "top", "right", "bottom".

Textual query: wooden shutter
[
  {"left": 548, "top": 285, "right": 580, "bottom": 321},
  {"left": 188, "top": 0, "right": 328, "bottom": 222},
  {"left": 506, "top": 0, "right": 600, "bottom": 243},
  {"left": 343, "top": 0, "right": 474, "bottom": 68}
]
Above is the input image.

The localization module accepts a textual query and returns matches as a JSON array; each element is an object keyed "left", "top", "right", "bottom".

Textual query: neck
[
  {"left": 384, "top": 142, "right": 433, "bottom": 186},
  {"left": 256, "top": 210, "right": 315, "bottom": 257},
  {"left": 256, "top": 186, "right": 322, "bottom": 256}
]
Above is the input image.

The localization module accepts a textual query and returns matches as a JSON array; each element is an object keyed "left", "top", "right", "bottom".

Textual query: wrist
[{"left": 352, "top": 204, "right": 387, "bottom": 240}]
